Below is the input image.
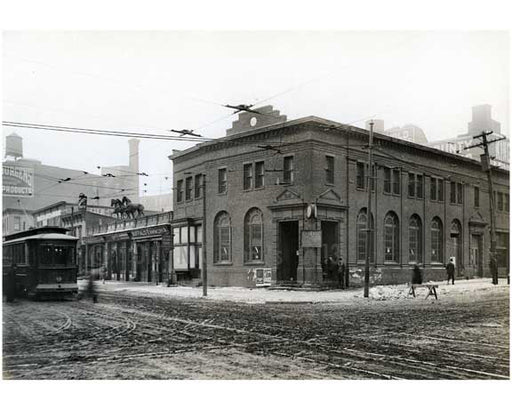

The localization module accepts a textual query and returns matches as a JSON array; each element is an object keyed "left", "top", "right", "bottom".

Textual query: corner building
[{"left": 170, "top": 107, "right": 509, "bottom": 287}]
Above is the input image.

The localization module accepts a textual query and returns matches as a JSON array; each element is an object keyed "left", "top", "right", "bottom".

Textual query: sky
[{"left": 2, "top": 31, "right": 510, "bottom": 196}]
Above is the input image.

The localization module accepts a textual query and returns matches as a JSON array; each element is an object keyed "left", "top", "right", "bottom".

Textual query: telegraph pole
[
  {"left": 364, "top": 121, "right": 374, "bottom": 298},
  {"left": 464, "top": 131, "right": 505, "bottom": 285}
]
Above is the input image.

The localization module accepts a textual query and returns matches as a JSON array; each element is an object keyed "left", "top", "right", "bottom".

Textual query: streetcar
[{"left": 3, "top": 226, "right": 79, "bottom": 299}]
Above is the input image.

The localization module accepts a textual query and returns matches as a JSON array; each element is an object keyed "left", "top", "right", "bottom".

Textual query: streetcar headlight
[{"left": 56, "top": 276, "right": 62, "bottom": 283}]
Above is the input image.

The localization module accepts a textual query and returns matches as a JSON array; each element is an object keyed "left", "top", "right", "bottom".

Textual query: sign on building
[
  {"left": 301, "top": 230, "right": 322, "bottom": 248},
  {"left": 2, "top": 165, "right": 34, "bottom": 197}
]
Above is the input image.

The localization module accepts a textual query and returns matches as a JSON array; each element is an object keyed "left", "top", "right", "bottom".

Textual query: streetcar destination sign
[{"left": 3, "top": 165, "right": 34, "bottom": 197}]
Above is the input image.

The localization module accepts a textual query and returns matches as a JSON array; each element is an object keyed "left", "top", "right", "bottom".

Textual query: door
[
  {"left": 449, "top": 220, "right": 463, "bottom": 275},
  {"left": 278, "top": 221, "right": 299, "bottom": 282},
  {"left": 321, "top": 221, "right": 339, "bottom": 278},
  {"left": 470, "top": 234, "right": 483, "bottom": 277}
]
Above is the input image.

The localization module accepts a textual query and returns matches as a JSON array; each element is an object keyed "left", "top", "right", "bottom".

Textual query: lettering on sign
[
  {"left": 3, "top": 165, "right": 34, "bottom": 197},
  {"left": 131, "top": 226, "right": 169, "bottom": 238},
  {"left": 301, "top": 230, "right": 322, "bottom": 248}
]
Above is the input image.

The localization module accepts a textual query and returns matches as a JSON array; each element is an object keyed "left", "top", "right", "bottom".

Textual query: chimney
[
  {"left": 128, "top": 138, "right": 140, "bottom": 203},
  {"left": 366, "top": 119, "right": 385, "bottom": 133}
]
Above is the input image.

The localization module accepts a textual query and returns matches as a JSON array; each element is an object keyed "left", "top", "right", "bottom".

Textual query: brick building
[{"left": 170, "top": 107, "right": 509, "bottom": 288}]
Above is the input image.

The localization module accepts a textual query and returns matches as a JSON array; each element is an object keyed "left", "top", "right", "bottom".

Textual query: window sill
[
  {"left": 213, "top": 262, "right": 232, "bottom": 266},
  {"left": 217, "top": 192, "right": 227, "bottom": 196},
  {"left": 254, "top": 186, "right": 265, "bottom": 191},
  {"left": 244, "top": 261, "right": 265, "bottom": 266}
]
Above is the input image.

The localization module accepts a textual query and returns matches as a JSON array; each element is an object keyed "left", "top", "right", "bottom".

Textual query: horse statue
[
  {"left": 110, "top": 198, "right": 126, "bottom": 219},
  {"left": 122, "top": 196, "right": 145, "bottom": 218}
]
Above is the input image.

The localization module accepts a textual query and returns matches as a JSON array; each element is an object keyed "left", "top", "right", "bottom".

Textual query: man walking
[
  {"left": 446, "top": 257, "right": 455, "bottom": 285},
  {"left": 337, "top": 257, "right": 346, "bottom": 289}
]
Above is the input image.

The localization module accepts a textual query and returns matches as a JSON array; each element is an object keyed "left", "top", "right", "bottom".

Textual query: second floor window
[
  {"left": 430, "top": 177, "right": 444, "bottom": 202},
  {"left": 195, "top": 174, "right": 203, "bottom": 198},
  {"left": 450, "top": 182, "right": 464, "bottom": 204},
  {"left": 356, "top": 162, "right": 365, "bottom": 189},
  {"left": 218, "top": 168, "right": 227, "bottom": 194},
  {"left": 498, "top": 192, "right": 504, "bottom": 211},
  {"left": 392, "top": 169, "right": 401, "bottom": 194},
  {"left": 474, "top": 186, "right": 479, "bottom": 208},
  {"left": 384, "top": 167, "right": 391, "bottom": 193},
  {"left": 177, "top": 180, "right": 184, "bottom": 202},
  {"left": 255, "top": 161, "right": 264, "bottom": 188},
  {"left": 408, "top": 173, "right": 423, "bottom": 198},
  {"left": 185, "top": 177, "right": 193, "bottom": 200},
  {"left": 243, "top": 163, "right": 253, "bottom": 190},
  {"left": 325, "top": 156, "right": 334, "bottom": 184},
  {"left": 283, "top": 156, "right": 294, "bottom": 184}
]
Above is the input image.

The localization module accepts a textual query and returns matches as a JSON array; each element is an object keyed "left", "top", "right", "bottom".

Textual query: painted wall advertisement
[{"left": 3, "top": 165, "right": 34, "bottom": 197}]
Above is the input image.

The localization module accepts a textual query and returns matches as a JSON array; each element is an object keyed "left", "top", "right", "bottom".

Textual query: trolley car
[{"left": 3, "top": 226, "right": 79, "bottom": 299}]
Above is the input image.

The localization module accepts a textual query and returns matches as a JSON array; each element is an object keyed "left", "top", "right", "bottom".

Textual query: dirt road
[{"left": 2, "top": 286, "right": 509, "bottom": 379}]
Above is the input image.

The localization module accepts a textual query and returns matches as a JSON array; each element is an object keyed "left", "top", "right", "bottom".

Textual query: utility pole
[
  {"left": 364, "top": 121, "right": 374, "bottom": 298},
  {"left": 464, "top": 131, "right": 505, "bottom": 285},
  {"left": 202, "top": 174, "right": 208, "bottom": 297}
]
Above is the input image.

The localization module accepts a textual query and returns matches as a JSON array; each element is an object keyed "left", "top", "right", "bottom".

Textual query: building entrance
[
  {"left": 278, "top": 221, "right": 299, "bottom": 282},
  {"left": 449, "top": 220, "right": 463, "bottom": 275},
  {"left": 321, "top": 221, "right": 339, "bottom": 278},
  {"left": 470, "top": 234, "right": 483, "bottom": 276}
]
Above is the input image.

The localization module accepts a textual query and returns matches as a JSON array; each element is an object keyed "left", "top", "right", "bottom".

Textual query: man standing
[
  {"left": 446, "top": 257, "right": 455, "bottom": 285},
  {"left": 338, "top": 257, "right": 346, "bottom": 289}
]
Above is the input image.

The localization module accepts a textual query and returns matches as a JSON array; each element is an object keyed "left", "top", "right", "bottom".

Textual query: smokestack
[
  {"left": 366, "top": 119, "right": 384, "bottom": 133},
  {"left": 128, "top": 138, "right": 140, "bottom": 202}
]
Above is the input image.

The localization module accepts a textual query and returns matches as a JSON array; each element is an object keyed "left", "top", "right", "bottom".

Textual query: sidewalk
[{"left": 79, "top": 278, "right": 509, "bottom": 304}]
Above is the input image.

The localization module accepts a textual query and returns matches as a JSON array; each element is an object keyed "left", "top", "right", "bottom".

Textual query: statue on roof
[{"left": 78, "top": 193, "right": 88, "bottom": 209}]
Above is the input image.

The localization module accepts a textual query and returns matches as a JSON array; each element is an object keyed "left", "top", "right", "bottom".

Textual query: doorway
[
  {"left": 321, "top": 221, "right": 339, "bottom": 274},
  {"left": 278, "top": 221, "right": 299, "bottom": 282},
  {"left": 470, "top": 234, "right": 483, "bottom": 277},
  {"left": 449, "top": 220, "right": 463, "bottom": 275}
]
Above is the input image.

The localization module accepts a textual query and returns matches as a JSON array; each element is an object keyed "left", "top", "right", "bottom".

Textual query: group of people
[{"left": 322, "top": 256, "right": 349, "bottom": 289}]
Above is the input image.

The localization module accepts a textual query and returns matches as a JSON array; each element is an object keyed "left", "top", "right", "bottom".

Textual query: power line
[{"left": 2, "top": 121, "right": 214, "bottom": 142}]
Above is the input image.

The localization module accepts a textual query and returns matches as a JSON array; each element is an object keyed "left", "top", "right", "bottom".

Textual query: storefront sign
[
  {"left": 131, "top": 225, "right": 169, "bottom": 238},
  {"left": 301, "top": 230, "right": 322, "bottom": 248},
  {"left": 3, "top": 165, "right": 34, "bottom": 197}
]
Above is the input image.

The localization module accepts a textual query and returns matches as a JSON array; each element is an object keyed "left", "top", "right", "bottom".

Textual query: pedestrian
[
  {"left": 87, "top": 273, "right": 98, "bottom": 303},
  {"left": 337, "top": 257, "right": 346, "bottom": 289},
  {"left": 411, "top": 264, "right": 423, "bottom": 285},
  {"left": 446, "top": 257, "right": 455, "bottom": 285},
  {"left": 327, "top": 256, "right": 336, "bottom": 281}
]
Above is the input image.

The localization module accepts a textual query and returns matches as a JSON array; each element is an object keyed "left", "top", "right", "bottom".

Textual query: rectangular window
[
  {"left": 218, "top": 168, "right": 227, "bottom": 194},
  {"left": 450, "top": 181, "right": 456, "bottom": 204},
  {"left": 430, "top": 177, "right": 437, "bottom": 201},
  {"left": 356, "top": 162, "right": 365, "bottom": 189},
  {"left": 392, "top": 169, "right": 401, "bottom": 195},
  {"left": 177, "top": 180, "right": 184, "bottom": 203},
  {"left": 383, "top": 167, "right": 391, "bottom": 193},
  {"left": 243, "top": 163, "right": 253, "bottom": 190},
  {"left": 325, "top": 156, "right": 334, "bottom": 184},
  {"left": 408, "top": 173, "right": 415, "bottom": 197},
  {"left": 283, "top": 156, "right": 294, "bottom": 184},
  {"left": 14, "top": 216, "right": 21, "bottom": 231},
  {"left": 498, "top": 192, "right": 504, "bottom": 211},
  {"left": 505, "top": 194, "right": 510, "bottom": 213},
  {"left": 457, "top": 183, "right": 463, "bottom": 204},
  {"left": 185, "top": 177, "right": 193, "bottom": 200},
  {"left": 416, "top": 175, "right": 424, "bottom": 199},
  {"left": 195, "top": 174, "right": 203, "bottom": 198},
  {"left": 255, "top": 161, "right": 264, "bottom": 188},
  {"left": 438, "top": 179, "right": 444, "bottom": 202},
  {"left": 474, "top": 186, "right": 480, "bottom": 208}
]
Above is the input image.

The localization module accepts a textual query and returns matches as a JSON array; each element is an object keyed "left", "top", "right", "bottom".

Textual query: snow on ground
[{"left": 81, "top": 277, "right": 509, "bottom": 304}]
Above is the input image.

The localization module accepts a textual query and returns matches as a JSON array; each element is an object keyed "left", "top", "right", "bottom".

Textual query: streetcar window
[
  {"left": 40, "top": 245, "right": 53, "bottom": 265},
  {"left": 54, "top": 246, "right": 73, "bottom": 265},
  {"left": 3, "top": 246, "right": 13, "bottom": 265},
  {"left": 11, "top": 243, "right": 27, "bottom": 265}
]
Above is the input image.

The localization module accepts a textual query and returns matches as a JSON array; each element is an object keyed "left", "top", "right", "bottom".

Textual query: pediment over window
[
  {"left": 275, "top": 189, "right": 301, "bottom": 202},
  {"left": 468, "top": 211, "right": 487, "bottom": 226},
  {"left": 317, "top": 188, "right": 341, "bottom": 202}
]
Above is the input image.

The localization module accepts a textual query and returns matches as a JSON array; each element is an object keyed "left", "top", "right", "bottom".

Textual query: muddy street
[{"left": 2, "top": 287, "right": 509, "bottom": 380}]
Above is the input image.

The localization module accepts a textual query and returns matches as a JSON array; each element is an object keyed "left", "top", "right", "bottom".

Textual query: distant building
[
  {"left": 140, "top": 193, "right": 173, "bottom": 212},
  {"left": 3, "top": 133, "right": 142, "bottom": 219},
  {"left": 428, "top": 105, "right": 509, "bottom": 170},
  {"left": 365, "top": 120, "right": 428, "bottom": 144},
  {"left": 2, "top": 207, "right": 34, "bottom": 236}
]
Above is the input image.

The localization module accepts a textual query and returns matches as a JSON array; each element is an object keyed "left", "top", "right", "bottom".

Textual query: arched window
[
  {"left": 214, "top": 211, "right": 231, "bottom": 263},
  {"left": 384, "top": 212, "right": 399, "bottom": 263},
  {"left": 409, "top": 215, "right": 422, "bottom": 263},
  {"left": 356, "top": 208, "right": 374, "bottom": 262},
  {"left": 431, "top": 217, "right": 443, "bottom": 263},
  {"left": 244, "top": 208, "right": 263, "bottom": 262}
]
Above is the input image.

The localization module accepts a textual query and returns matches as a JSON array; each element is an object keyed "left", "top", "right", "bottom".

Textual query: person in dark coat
[
  {"left": 327, "top": 256, "right": 337, "bottom": 281},
  {"left": 337, "top": 257, "right": 346, "bottom": 289},
  {"left": 446, "top": 258, "right": 455, "bottom": 285},
  {"left": 411, "top": 264, "right": 423, "bottom": 285}
]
